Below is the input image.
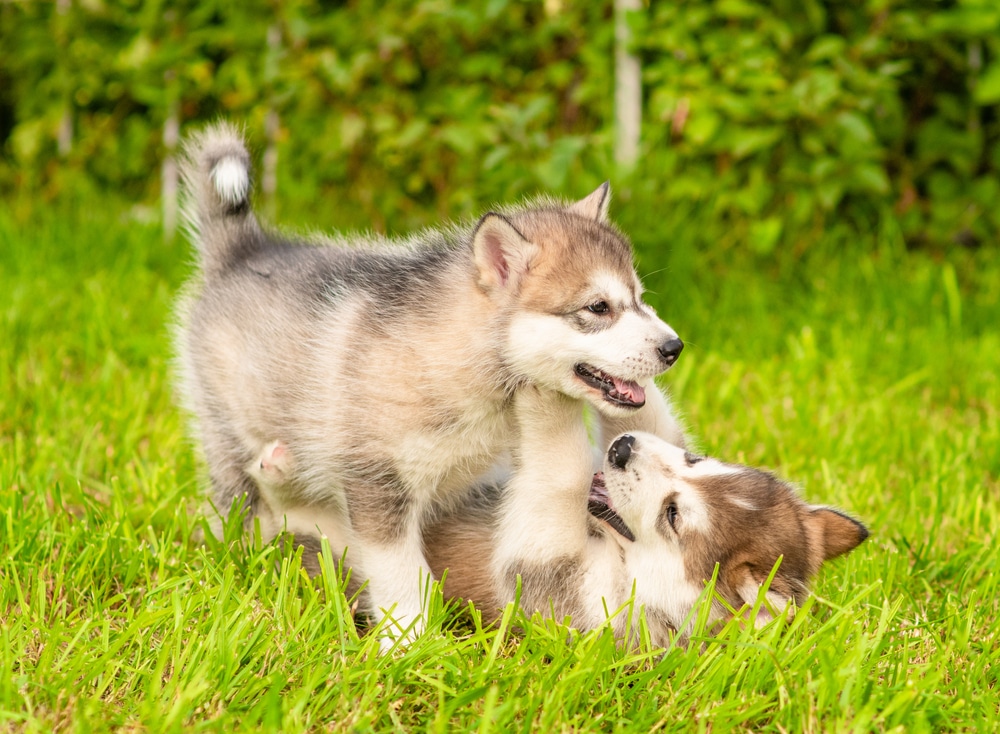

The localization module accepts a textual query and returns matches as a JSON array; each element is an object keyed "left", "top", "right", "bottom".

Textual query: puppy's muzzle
[
  {"left": 609, "top": 434, "right": 635, "bottom": 470},
  {"left": 658, "top": 337, "right": 684, "bottom": 367}
]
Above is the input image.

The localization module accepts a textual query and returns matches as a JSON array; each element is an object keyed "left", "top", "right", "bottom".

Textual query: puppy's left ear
[
  {"left": 808, "top": 507, "right": 869, "bottom": 562},
  {"left": 567, "top": 181, "right": 611, "bottom": 223}
]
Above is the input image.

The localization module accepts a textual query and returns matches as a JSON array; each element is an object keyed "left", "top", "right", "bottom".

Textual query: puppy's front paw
[{"left": 375, "top": 613, "right": 423, "bottom": 656}]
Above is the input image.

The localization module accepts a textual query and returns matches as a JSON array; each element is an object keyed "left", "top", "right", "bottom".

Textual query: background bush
[{"left": 1, "top": 0, "right": 998, "bottom": 249}]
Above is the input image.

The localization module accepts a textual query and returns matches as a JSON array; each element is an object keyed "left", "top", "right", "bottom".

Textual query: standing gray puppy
[{"left": 175, "top": 123, "right": 686, "bottom": 646}]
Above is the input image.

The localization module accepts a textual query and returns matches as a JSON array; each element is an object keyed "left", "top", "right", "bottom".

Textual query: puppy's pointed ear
[
  {"left": 809, "top": 507, "right": 869, "bottom": 562},
  {"left": 567, "top": 181, "right": 611, "bottom": 223},
  {"left": 472, "top": 213, "right": 538, "bottom": 291}
]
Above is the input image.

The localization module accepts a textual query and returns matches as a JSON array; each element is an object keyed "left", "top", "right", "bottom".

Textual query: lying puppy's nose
[
  {"left": 609, "top": 434, "right": 635, "bottom": 469},
  {"left": 658, "top": 337, "right": 684, "bottom": 367}
]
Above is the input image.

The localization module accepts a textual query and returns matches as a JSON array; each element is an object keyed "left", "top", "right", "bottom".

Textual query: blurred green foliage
[
  {"left": 1, "top": 0, "right": 998, "bottom": 249},
  {"left": 636, "top": 0, "right": 1000, "bottom": 251}
]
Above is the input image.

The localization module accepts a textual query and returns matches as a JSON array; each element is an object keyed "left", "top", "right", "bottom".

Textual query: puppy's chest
[
  {"left": 394, "top": 402, "right": 514, "bottom": 499},
  {"left": 581, "top": 537, "right": 628, "bottom": 610}
]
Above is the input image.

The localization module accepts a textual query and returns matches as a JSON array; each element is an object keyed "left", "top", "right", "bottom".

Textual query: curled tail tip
[
  {"left": 211, "top": 156, "right": 250, "bottom": 208},
  {"left": 181, "top": 122, "right": 258, "bottom": 270},
  {"left": 183, "top": 122, "right": 252, "bottom": 210}
]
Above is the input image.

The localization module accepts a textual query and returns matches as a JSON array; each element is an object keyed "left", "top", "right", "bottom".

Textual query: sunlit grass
[{"left": 2, "top": 204, "right": 997, "bottom": 731}]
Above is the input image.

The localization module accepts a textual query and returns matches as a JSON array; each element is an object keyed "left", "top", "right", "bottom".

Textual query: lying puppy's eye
[
  {"left": 684, "top": 452, "right": 704, "bottom": 466},
  {"left": 666, "top": 502, "right": 678, "bottom": 530},
  {"left": 586, "top": 301, "right": 610, "bottom": 315}
]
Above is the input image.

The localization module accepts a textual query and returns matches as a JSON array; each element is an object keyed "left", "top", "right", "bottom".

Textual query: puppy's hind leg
[
  {"left": 247, "top": 441, "right": 359, "bottom": 584},
  {"left": 247, "top": 439, "right": 292, "bottom": 498},
  {"left": 201, "top": 424, "right": 266, "bottom": 535}
]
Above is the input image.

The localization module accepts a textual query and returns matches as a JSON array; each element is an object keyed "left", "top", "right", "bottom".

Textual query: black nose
[
  {"left": 658, "top": 337, "right": 684, "bottom": 367},
  {"left": 609, "top": 434, "right": 635, "bottom": 470}
]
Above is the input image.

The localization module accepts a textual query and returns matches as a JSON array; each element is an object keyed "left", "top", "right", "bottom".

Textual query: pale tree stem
[
  {"left": 162, "top": 91, "right": 179, "bottom": 241},
  {"left": 968, "top": 40, "right": 982, "bottom": 134},
  {"left": 57, "top": 0, "right": 72, "bottom": 157},
  {"left": 263, "top": 108, "right": 279, "bottom": 220},
  {"left": 263, "top": 23, "right": 281, "bottom": 219},
  {"left": 614, "top": 0, "right": 641, "bottom": 169}
]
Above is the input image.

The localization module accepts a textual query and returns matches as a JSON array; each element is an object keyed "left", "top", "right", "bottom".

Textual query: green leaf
[
  {"left": 729, "top": 127, "right": 783, "bottom": 159},
  {"left": 716, "top": 0, "right": 761, "bottom": 20},
  {"left": 805, "top": 35, "right": 847, "bottom": 62},
  {"left": 440, "top": 124, "right": 479, "bottom": 157},
  {"left": 749, "top": 217, "right": 783, "bottom": 254},
  {"left": 482, "top": 144, "right": 511, "bottom": 172},
  {"left": 836, "top": 111, "right": 875, "bottom": 147},
  {"left": 974, "top": 62, "right": 1000, "bottom": 105},
  {"left": 533, "top": 136, "right": 586, "bottom": 191},
  {"left": 395, "top": 120, "right": 431, "bottom": 149},
  {"left": 685, "top": 108, "right": 721, "bottom": 147},
  {"left": 816, "top": 179, "right": 844, "bottom": 210},
  {"left": 810, "top": 157, "right": 838, "bottom": 181},
  {"left": 851, "top": 163, "right": 890, "bottom": 195}
]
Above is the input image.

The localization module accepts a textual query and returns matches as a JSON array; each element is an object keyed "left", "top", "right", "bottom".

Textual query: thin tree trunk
[
  {"left": 58, "top": 110, "right": 73, "bottom": 159},
  {"left": 260, "top": 23, "right": 281, "bottom": 220},
  {"left": 162, "top": 93, "right": 179, "bottom": 241},
  {"left": 56, "top": 0, "right": 72, "bottom": 157},
  {"left": 969, "top": 40, "right": 982, "bottom": 133},
  {"left": 263, "top": 23, "right": 281, "bottom": 219},
  {"left": 263, "top": 108, "right": 279, "bottom": 221},
  {"left": 614, "top": 0, "right": 641, "bottom": 169}
]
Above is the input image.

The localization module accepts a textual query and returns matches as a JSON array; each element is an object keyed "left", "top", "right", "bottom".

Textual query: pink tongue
[
  {"left": 589, "top": 472, "right": 609, "bottom": 503},
  {"left": 612, "top": 377, "right": 645, "bottom": 404}
]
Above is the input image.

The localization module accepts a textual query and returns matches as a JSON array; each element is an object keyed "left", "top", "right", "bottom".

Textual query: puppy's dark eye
[
  {"left": 666, "top": 502, "right": 678, "bottom": 530},
  {"left": 586, "top": 301, "right": 610, "bottom": 315},
  {"left": 684, "top": 452, "right": 704, "bottom": 466}
]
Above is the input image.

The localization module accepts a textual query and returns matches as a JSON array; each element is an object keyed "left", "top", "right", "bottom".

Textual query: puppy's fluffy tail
[{"left": 181, "top": 122, "right": 263, "bottom": 275}]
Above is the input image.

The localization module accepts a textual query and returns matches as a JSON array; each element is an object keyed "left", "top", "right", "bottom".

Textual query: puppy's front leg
[
  {"left": 599, "top": 379, "right": 687, "bottom": 449},
  {"left": 346, "top": 474, "right": 433, "bottom": 651},
  {"left": 493, "top": 388, "right": 594, "bottom": 617}
]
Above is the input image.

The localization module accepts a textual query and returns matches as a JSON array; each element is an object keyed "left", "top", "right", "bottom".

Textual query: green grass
[{"left": 2, "top": 200, "right": 998, "bottom": 732}]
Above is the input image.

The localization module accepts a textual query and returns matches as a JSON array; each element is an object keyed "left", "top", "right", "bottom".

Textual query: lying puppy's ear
[
  {"left": 567, "top": 181, "right": 611, "bottom": 223},
  {"left": 472, "top": 213, "right": 538, "bottom": 292},
  {"left": 809, "top": 507, "right": 869, "bottom": 562}
]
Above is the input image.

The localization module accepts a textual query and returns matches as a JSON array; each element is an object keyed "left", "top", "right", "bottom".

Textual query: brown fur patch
[
  {"left": 502, "top": 557, "right": 583, "bottom": 620},
  {"left": 422, "top": 484, "right": 500, "bottom": 612},
  {"left": 684, "top": 470, "right": 814, "bottom": 608},
  {"left": 510, "top": 210, "right": 637, "bottom": 315},
  {"left": 423, "top": 484, "right": 585, "bottom": 621},
  {"left": 810, "top": 507, "right": 870, "bottom": 561}
]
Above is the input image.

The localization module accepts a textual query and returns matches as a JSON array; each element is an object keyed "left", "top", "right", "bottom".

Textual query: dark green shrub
[
  {"left": 1, "top": 0, "right": 996, "bottom": 249},
  {"left": 637, "top": 0, "right": 1000, "bottom": 251}
]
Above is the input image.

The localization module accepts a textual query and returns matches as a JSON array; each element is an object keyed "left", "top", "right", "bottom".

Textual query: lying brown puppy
[{"left": 254, "top": 431, "right": 867, "bottom": 647}]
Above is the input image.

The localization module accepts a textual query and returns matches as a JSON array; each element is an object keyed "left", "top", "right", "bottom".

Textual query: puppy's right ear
[
  {"left": 567, "top": 181, "right": 611, "bottom": 223},
  {"left": 808, "top": 507, "right": 869, "bottom": 562},
  {"left": 472, "top": 213, "right": 538, "bottom": 292}
]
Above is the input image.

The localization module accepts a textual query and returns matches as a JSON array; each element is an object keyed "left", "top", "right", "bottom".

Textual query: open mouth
[
  {"left": 574, "top": 364, "right": 646, "bottom": 409},
  {"left": 587, "top": 472, "right": 636, "bottom": 542}
]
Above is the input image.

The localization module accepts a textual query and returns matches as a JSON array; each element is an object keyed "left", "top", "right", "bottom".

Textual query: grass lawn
[{"left": 2, "top": 199, "right": 998, "bottom": 732}]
